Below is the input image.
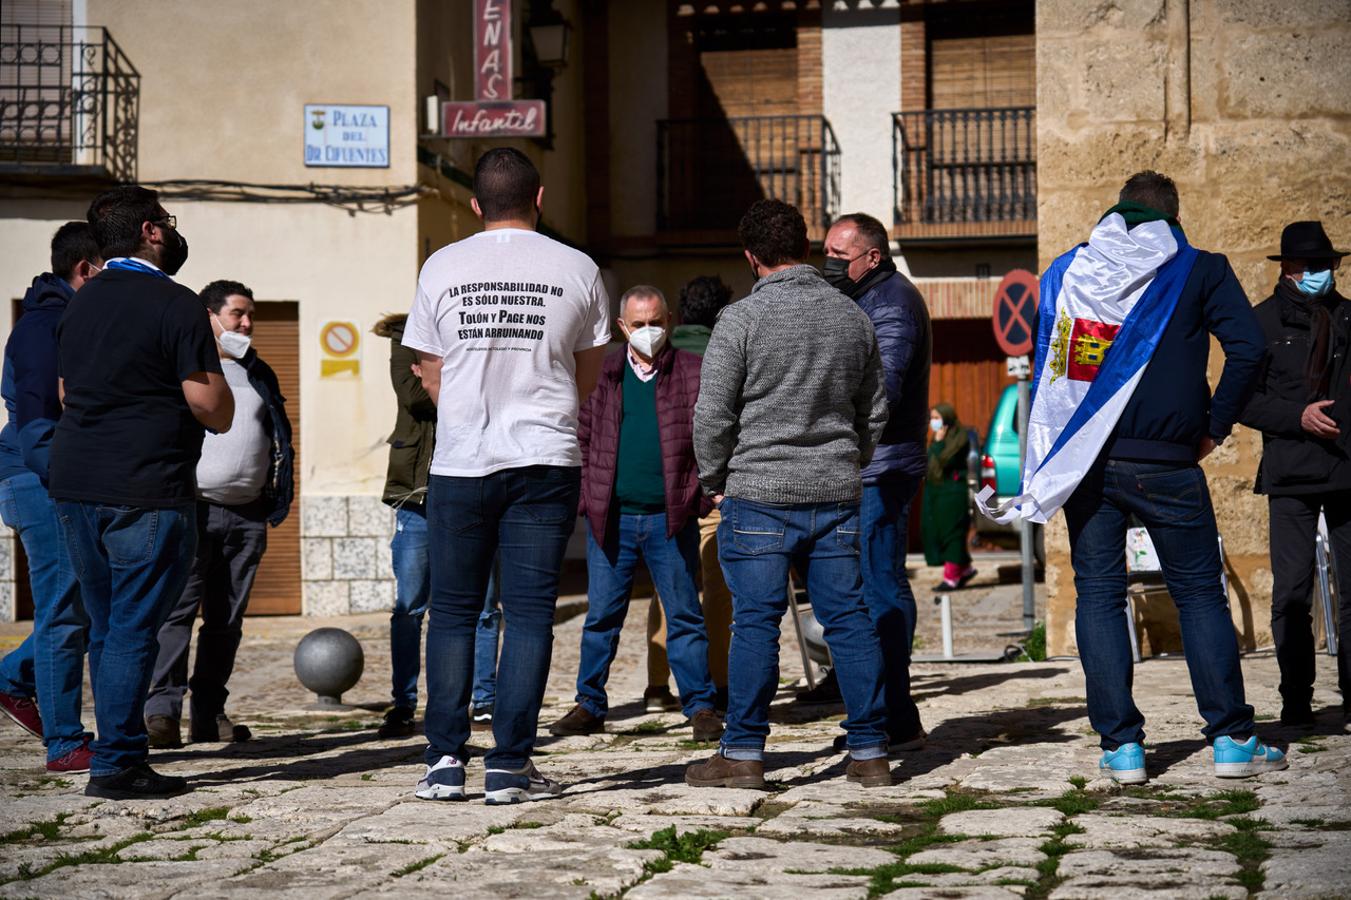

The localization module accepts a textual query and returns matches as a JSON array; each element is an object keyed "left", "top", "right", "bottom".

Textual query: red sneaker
[
  {"left": 47, "top": 737, "right": 93, "bottom": 773},
  {"left": 0, "top": 691, "right": 43, "bottom": 739}
]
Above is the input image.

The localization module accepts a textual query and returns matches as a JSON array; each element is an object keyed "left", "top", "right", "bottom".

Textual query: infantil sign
[
  {"left": 304, "top": 104, "right": 389, "bottom": 168},
  {"left": 437, "top": 0, "right": 547, "bottom": 139}
]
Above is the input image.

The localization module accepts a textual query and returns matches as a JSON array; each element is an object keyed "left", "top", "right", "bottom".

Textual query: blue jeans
[
  {"left": 56, "top": 501, "right": 196, "bottom": 776},
  {"left": 579, "top": 513, "right": 716, "bottom": 718},
  {"left": 1064, "top": 459, "right": 1254, "bottom": 750},
  {"left": 389, "top": 505, "right": 501, "bottom": 710},
  {"left": 718, "top": 498, "right": 888, "bottom": 761},
  {"left": 423, "top": 466, "right": 579, "bottom": 769},
  {"left": 861, "top": 472, "right": 924, "bottom": 741},
  {"left": 0, "top": 473, "right": 91, "bottom": 761}
]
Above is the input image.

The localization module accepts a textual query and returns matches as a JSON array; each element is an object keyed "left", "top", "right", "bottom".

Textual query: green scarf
[
  {"left": 927, "top": 402, "right": 968, "bottom": 483},
  {"left": 1099, "top": 201, "right": 1183, "bottom": 232}
]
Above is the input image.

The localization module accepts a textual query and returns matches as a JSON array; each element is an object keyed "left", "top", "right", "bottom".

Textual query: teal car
[{"left": 972, "top": 384, "right": 1045, "bottom": 563}]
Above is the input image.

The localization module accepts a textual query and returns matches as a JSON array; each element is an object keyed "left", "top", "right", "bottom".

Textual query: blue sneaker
[
  {"left": 1213, "top": 735, "right": 1288, "bottom": 778},
  {"left": 1099, "top": 742, "right": 1147, "bottom": 784},
  {"left": 484, "top": 761, "right": 563, "bottom": 805},
  {"left": 415, "top": 754, "right": 466, "bottom": 800}
]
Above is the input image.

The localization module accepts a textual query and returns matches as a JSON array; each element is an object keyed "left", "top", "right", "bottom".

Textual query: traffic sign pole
[{"left": 991, "top": 269, "right": 1039, "bottom": 637}]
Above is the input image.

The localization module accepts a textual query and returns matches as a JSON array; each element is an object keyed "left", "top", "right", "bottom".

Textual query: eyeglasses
[{"left": 151, "top": 215, "right": 177, "bottom": 230}]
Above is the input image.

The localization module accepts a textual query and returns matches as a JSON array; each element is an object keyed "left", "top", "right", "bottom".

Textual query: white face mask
[
  {"left": 218, "top": 327, "right": 252, "bottom": 359},
  {"left": 930, "top": 418, "right": 944, "bottom": 433},
  {"left": 626, "top": 325, "right": 666, "bottom": 358}
]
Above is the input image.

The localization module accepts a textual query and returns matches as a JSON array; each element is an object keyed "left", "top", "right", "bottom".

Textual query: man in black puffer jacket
[
  {"left": 822, "top": 213, "right": 932, "bottom": 753},
  {"left": 1240, "top": 220, "right": 1351, "bottom": 732}
]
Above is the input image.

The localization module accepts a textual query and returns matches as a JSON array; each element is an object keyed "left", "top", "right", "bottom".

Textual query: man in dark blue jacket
[
  {"left": 823, "top": 212, "right": 932, "bottom": 752},
  {"left": 1060, "top": 172, "right": 1284, "bottom": 782},
  {"left": 0, "top": 222, "right": 101, "bottom": 772}
]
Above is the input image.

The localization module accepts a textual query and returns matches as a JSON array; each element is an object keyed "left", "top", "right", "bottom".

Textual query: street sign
[
  {"left": 992, "top": 269, "right": 1038, "bottom": 358},
  {"left": 1006, "top": 355, "right": 1031, "bottom": 379},
  {"left": 303, "top": 104, "right": 390, "bottom": 168},
  {"left": 320, "top": 321, "right": 361, "bottom": 379}
]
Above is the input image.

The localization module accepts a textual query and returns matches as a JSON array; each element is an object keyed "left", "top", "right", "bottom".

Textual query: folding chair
[
  {"left": 1124, "top": 525, "right": 1229, "bottom": 663},
  {"left": 1316, "top": 514, "right": 1340, "bottom": 656}
]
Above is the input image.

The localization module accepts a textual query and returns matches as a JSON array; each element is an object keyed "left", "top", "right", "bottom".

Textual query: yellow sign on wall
[{"left": 320, "top": 320, "right": 360, "bottom": 378}]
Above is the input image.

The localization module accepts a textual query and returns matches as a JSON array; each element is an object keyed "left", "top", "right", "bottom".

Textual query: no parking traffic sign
[{"left": 992, "top": 269, "right": 1038, "bottom": 359}]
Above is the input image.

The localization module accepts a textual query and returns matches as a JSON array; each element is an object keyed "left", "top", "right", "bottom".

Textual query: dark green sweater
[{"left": 614, "top": 364, "right": 666, "bottom": 514}]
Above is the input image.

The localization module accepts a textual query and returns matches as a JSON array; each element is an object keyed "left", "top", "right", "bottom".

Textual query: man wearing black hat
[{"left": 1241, "top": 221, "right": 1351, "bottom": 732}]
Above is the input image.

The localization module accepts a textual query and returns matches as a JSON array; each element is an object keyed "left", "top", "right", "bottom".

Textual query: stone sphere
[{"left": 294, "top": 627, "right": 364, "bottom": 703}]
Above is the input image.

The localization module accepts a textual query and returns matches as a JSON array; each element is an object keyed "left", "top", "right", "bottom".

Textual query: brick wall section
[
  {"left": 301, "top": 495, "right": 395, "bottom": 617},
  {"left": 1036, "top": 0, "right": 1351, "bottom": 657}
]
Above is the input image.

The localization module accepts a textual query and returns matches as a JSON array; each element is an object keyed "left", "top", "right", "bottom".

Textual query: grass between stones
[
  {"left": 392, "top": 853, "right": 444, "bottom": 878},
  {"left": 0, "top": 813, "right": 70, "bottom": 844},
  {"left": 607, "top": 825, "right": 729, "bottom": 897},
  {"left": 1218, "top": 817, "right": 1272, "bottom": 893}
]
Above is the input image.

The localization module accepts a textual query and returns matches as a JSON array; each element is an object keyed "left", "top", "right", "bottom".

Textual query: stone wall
[
  {"left": 1036, "top": 0, "right": 1351, "bottom": 656},
  {"left": 301, "top": 496, "right": 396, "bottom": 618}
]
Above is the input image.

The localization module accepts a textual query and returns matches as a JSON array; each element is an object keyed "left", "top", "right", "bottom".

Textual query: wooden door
[{"left": 245, "top": 301, "right": 301, "bottom": 615}]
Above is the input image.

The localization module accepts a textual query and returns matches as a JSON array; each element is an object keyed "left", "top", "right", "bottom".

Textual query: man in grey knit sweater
[{"left": 685, "top": 199, "right": 894, "bottom": 790}]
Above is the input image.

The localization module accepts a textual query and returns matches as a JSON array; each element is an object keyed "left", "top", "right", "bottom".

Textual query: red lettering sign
[
  {"left": 443, "top": 100, "right": 547, "bottom": 138},
  {"left": 474, "top": 0, "right": 512, "bottom": 101}
]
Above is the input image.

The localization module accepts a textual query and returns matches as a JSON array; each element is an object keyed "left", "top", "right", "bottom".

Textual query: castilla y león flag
[{"left": 976, "top": 211, "right": 1199, "bottom": 524}]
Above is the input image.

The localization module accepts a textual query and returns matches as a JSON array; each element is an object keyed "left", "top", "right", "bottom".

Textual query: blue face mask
[{"left": 1297, "top": 268, "right": 1335, "bottom": 297}]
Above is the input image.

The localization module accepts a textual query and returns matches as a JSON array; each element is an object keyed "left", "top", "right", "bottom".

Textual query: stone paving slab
[{"left": 0, "top": 604, "right": 1348, "bottom": 898}]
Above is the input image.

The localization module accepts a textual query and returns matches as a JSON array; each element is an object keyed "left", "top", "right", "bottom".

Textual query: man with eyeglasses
[
  {"left": 50, "top": 185, "right": 233, "bottom": 798},
  {"left": 1241, "top": 221, "right": 1351, "bottom": 733}
]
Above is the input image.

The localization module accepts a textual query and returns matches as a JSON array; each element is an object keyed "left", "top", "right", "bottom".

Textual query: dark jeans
[
  {"left": 1064, "top": 459, "right": 1254, "bottom": 750},
  {"left": 56, "top": 501, "right": 196, "bottom": 776},
  {"left": 1268, "top": 492, "right": 1351, "bottom": 712},
  {"left": 389, "top": 505, "right": 500, "bottom": 711},
  {"left": 423, "top": 466, "right": 580, "bottom": 770},
  {"left": 0, "top": 472, "right": 92, "bottom": 761},
  {"left": 861, "top": 472, "right": 924, "bottom": 741},
  {"left": 145, "top": 500, "right": 267, "bottom": 722},
  {"left": 579, "top": 513, "right": 715, "bottom": 718},
  {"left": 718, "top": 498, "right": 888, "bottom": 760}
]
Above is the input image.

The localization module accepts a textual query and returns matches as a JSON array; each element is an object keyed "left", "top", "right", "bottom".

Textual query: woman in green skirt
[{"left": 922, "top": 402, "right": 977, "bottom": 591}]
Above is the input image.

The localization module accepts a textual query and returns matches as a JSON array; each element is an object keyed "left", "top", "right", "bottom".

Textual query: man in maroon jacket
[{"left": 549, "top": 286, "right": 723, "bottom": 742}]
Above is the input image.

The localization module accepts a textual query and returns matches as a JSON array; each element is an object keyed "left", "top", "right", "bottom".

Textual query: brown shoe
[
  {"left": 846, "top": 756, "right": 893, "bottom": 788},
  {"left": 685, "top": 752, "right": 766, "bottom": 789},
  {"left": 548, "top": 704, "right": 605, "bottom": 737},
  {"left": 690, "top": 708, "right": 724, "bottom": 743},
  {"left": 146, "top": 715, "right": 183, "bottom": 749}
]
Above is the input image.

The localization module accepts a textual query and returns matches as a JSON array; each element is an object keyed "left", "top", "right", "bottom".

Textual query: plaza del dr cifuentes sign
[{"left": 442, "top": 0, "right": 547, "bottom": 139}]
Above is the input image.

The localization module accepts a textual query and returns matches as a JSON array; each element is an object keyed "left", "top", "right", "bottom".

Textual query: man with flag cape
[{"left": 978, "top": 171, "right": 1288, "bottom": 783}]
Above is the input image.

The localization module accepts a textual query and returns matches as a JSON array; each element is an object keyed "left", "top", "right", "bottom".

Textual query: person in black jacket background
[
  {"left": 822, "top": 212, "right": 932, "bottom": 752},
  {"left": 1240, "top": 221, "right": 1350, "bottom": 731}
]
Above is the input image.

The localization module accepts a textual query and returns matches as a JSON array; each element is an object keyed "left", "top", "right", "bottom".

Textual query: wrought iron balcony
[
  {"left": 892, "top": 107, "right": 1035, "bottom": 241},
  {"left": 657, "top": 114, "right": 841, "bottom": 238},
  {"left": 0, "top": 24, "right": 140, "bottom": 182}
]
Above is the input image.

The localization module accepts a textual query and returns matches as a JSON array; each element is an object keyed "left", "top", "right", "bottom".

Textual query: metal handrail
[
  {"left": 892, "top": 106, "right": 1035, "bottom": 226},
  {"left": 0, "top": 23, "right": 141, "bottom": 181},
  {"left": 657, "top": 113, "right": 841, "bottom": 232}
]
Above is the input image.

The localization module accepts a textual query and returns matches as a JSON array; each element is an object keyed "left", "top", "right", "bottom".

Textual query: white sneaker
[{"left": 415, "top": 754, "right": 466, "bottom": 800}]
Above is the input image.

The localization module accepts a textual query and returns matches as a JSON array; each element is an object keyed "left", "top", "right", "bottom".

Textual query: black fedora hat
[{"left": 1268, "top": 221, "right": 1348, "bottom": 261}]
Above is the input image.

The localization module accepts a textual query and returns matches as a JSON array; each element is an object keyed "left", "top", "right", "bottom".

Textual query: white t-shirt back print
[{"left": 402, "top": 227, "right": 611, "bottom": 477}]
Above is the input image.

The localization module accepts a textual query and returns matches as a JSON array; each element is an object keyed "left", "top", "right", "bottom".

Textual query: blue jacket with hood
[{"left": 0, "top": 273, "right": 73, "bottom": 484}]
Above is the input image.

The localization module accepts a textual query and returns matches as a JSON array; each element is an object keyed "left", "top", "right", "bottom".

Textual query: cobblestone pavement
[{"left": 1, "top": 564, "right": 1348, "bottom": 898}]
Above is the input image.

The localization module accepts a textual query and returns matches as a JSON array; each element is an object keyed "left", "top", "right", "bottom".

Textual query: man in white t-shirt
[{"left": 402, "top": 148, "right": 609, "bottom": 805}]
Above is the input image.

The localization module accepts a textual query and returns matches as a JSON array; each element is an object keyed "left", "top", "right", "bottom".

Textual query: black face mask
[
  {"left": 160, "top": 226, "right": 189, "bottom": 276},
  {"left": 823, "top": 256, "right": 859, "bottom": 296}
]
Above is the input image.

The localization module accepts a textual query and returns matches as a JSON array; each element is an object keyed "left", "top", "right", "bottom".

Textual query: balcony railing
[
  {"left": 0, "top": 24, "right": 140, "bottom": 182},
  {"left": 892, "top": 107, "right": 1035, "bottom": 240},
  {"left": 657, "top": 114, "right": 841, "bottom": 237}
]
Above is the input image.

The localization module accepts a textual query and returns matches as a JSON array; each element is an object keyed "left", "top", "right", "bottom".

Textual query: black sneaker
[
  {"left": 471, "top": 704, "right": 493, "bottom": 732},
  {"left": 643, "top": 686, "right": 681, "bottom": 713},
  {"left": 379, "top": 706, "right": 417, "bottom": 738},
  {"left": 86, "top": 763, "right": 188, "bottom": 800},
  {"left": 1280, "top": 705, "right": 1316, "bottom": 728}
]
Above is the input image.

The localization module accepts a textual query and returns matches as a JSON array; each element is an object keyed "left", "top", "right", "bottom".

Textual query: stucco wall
[{"left": 1036, "top": 0, "right": 1351, "bottom": 656}]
